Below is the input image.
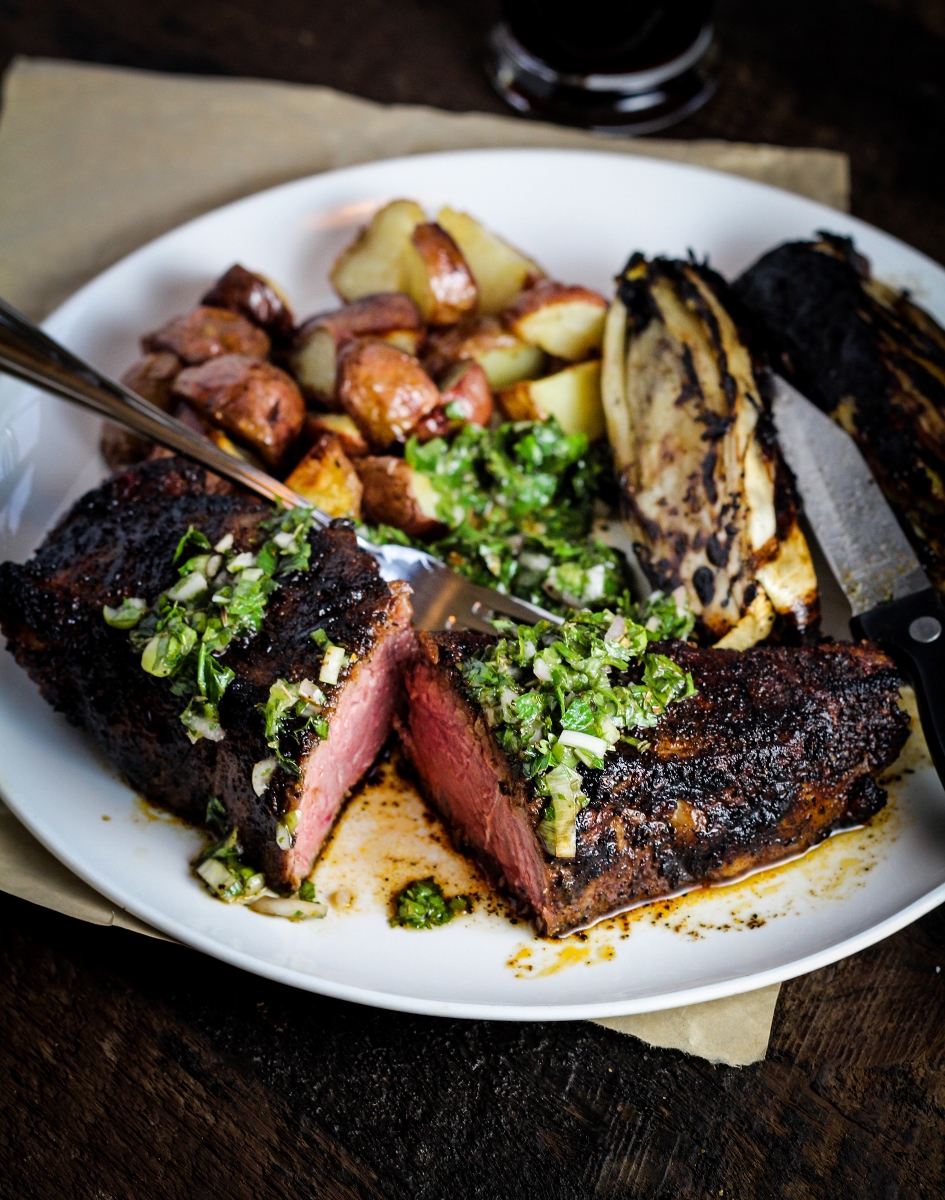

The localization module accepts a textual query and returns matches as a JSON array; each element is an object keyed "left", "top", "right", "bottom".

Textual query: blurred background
[{"left": 0, "top": 1, "right": 942, "bottom": 261}]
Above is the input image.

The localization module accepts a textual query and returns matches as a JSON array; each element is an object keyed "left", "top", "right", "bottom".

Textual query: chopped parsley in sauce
[
  {"left": 390, "top": 877, "right": 473, "bottom": 929},
  {"left": 362, "top": 417, "right": 631, "bottom": 615},
  {"left": 460, "top": 597, "right": 697, "bottom": 858}
]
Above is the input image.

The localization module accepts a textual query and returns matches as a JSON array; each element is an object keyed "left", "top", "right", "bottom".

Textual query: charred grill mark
[
  {"left": 692, "top": 566, "right": 716, "bottom": 605},
  {"left": 701, "top": 447, "right": 719, "bottom": 506},
  {"left": 706, "top": 534, "right": 729, "bottom": 567}
]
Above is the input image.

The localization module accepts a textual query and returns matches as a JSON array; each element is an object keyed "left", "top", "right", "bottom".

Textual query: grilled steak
[
  {"left": 0, "top": 457, "right": 413, "bottom": 890},
  {"left": 734, "top": 233, "right": 945, "bottom": 603},
  {"left": 399, "top": 631, "right": 910, "bottom": 936},
  {"left": 602, "top": 255, "right": 819, "bottom": 648}
]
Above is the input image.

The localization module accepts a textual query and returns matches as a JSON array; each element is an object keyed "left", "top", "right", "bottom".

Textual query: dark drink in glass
[{"left": 488, "top": 1, "right": 718, "bottom": 134}]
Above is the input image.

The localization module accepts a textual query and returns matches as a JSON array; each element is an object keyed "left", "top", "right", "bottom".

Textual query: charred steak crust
[
  {"left": 400, "top": 632, "right": 910, "bottom": 936},
  {"left": 0, "top": 456, "right": 412, "bottom": 889}
]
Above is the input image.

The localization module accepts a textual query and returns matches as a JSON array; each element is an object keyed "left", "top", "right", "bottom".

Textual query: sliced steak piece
[
  {"left": 0, "top": 457, "right": 413, "bottom": 891},
  {"left": 398, "top": 632, "right": 910, "bottom": 936}
]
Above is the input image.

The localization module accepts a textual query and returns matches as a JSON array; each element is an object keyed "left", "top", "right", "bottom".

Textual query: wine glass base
[{"left": 487, "top": 22, "right": 718, "bottom": 136}]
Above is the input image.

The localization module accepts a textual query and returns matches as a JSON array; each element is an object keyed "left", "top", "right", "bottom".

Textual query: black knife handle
[{"left": 852, "top": 587, "right": 945, "bottom": 783}]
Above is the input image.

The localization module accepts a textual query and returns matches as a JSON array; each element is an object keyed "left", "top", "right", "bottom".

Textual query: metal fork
[{"left": 0, "top": 297, "right": 561, "bottom": 632}]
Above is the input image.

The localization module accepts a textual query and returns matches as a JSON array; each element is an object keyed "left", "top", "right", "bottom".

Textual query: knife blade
[
  {"left": 772, "top": 374, "right": 945, "bottom": 783},
  {"left": 771, "top": 376, "right": 929, "bottom": 615}
]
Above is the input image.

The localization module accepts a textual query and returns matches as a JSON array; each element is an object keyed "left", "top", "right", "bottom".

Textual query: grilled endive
[{"left": 602, "top": 255, "right": 819, "bottom": 647}]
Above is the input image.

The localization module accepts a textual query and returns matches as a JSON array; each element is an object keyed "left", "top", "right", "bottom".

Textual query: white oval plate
[{"left": 1, "top": 148, "right": 944, "bottom": 1021}]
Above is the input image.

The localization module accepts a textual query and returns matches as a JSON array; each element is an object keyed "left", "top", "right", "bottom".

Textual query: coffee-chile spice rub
[
  {"left": 0, "top": 457, "right": 414, "bottom": 910},
  {"left": 398, "top": 606, "right": 910, "bottom": 936}
]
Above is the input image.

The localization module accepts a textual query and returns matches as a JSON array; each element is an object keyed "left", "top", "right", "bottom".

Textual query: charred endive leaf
[
  {"left": 735, "top": 233, "right": 945, "bottom": 602},
  {"left": 602, "top": 255, "right": 819, "bottom": 647}
]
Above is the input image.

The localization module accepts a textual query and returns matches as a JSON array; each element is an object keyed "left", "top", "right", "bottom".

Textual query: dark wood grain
[
  {"left": 1, "top": 2, "right": 945, "bottom": 1196},
  {"left": 2, "top": 891, "right": 945, "bottom": 1199}
]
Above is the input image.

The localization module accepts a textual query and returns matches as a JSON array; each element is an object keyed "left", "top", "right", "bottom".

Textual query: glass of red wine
[{"left": 488, "top": 1, "right": 718, "bottom": 134}]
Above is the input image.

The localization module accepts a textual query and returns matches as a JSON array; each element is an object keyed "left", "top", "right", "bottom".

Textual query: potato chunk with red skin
[
  {"left": 403, "top": 223, "right": 478, "bottom": 326},
  {"left": 411, "top": 361, "right": 493, "bottom": 443},
  {"left": 355, "top": 456, "right": 446, "bottom": 539},
  {"left": 291, "top": 293, "right": 424, "bottom": 405},
  {"left": 102, "top": 352, "right": 184, "bottom": 469},
  {"left": 503, "top": 280, "right": 608, "bottom": 361},
  {"left": 303, "top": 412, "right": 370, "bottom": 458},
  {"left": 285, "top": 433, "right": 363, "bottom": 519},
  {"left": 422, "top": 314, "right": 545, "bottom": 389},
  {"left": 172, "top": 354, "right": 305, "bottom": 467},
  {"left": 202, "top": 264, "right": 295, "bottom": 342},
  {"left": 143, "top": 306, "right": 270, "bottom": 365},
  {"left": 121, "top": 351, "right": 182, "bottom": 410},
  {"left": 337, "top": 338, "right": 440, "bottom": 452}
]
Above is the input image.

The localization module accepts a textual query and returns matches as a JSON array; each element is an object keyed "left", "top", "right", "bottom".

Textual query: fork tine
[{"left": 369, "top": 542, "right": 563, "bottom": 632}]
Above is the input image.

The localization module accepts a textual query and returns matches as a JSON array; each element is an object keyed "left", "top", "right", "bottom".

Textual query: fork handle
[{"left": 0, "top": 295, "right": 324, "bottom": 518}]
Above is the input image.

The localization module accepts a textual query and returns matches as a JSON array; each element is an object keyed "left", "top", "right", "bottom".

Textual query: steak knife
[{"left": 772, "top": 376, "right": 945, "bottom": 783}]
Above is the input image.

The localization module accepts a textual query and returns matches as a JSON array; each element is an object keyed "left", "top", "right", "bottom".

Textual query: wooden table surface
[{"left": 2, "top": 3, "right": 945, "bottom": 1197}]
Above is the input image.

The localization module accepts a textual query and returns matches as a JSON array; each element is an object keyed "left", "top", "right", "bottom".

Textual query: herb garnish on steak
[
  {"left": 399, "top": 629, "right": 911, "bottom": 937},
  {"left": 0, "top": 457, "right": 414, "bottom": 895},
  {"left": 458, "top": 601, "right": 697, "bottom": 857},
  {"left": 104, "top": 505, "right": 319, "bottom": 746}
]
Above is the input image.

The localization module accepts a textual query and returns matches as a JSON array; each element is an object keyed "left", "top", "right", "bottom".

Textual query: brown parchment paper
[{"left": 0, "top": 56, "right": 848, "bottom": 1064}]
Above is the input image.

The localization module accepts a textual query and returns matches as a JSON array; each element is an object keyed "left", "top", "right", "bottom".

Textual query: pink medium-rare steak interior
[
  {"left": 398, "top": 630, "right": 911, "bottom": 937},
  {"left": 288, "top": 597, "right": 414, "bottom": 884},
  {"left": 400, "top": 643, "right": 548, "bottom": 916}
]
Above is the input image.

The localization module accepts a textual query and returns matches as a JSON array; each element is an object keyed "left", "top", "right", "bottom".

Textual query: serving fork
[{"left": 0, "top": 297, "right": 560, "bottom": 633}]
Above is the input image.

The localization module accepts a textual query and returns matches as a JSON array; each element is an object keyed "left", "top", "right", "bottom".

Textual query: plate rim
[{"left": 2, "top": 144, "right": 944, "bottom": 1019}]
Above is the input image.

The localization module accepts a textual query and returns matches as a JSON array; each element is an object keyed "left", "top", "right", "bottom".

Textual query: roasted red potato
[
  {"left": 172, "top": 354, "right": 305, "bottom": 467},
  {"left": 122, "top": 351, "right": 182, "bottom": 409},
  {"left": 403, "top": 223, "right": 478, "bottom": 326},
  {"left": 303, "top": 411, "right": 370, "bottom": 458},
  {"left": 411, "top": 360, "right": 493, "bottom": 443},
  {"left": 423, "top": 314, "right": 545, "bottom": 389},
  {"left": 330, "top": 199, "right": 426, "bottom": 301},
  {"left": 284, "top": 433, "right": 362, "bottom": 518},
  {"left": 436, "top": 207, "right": 544, "bottom": 315},
  {"left": 291, "top": 293, "right": 424, "bottom": 404},
  {"left": 503, "top": 280, "right": 608, "bottom": 361},
  {"left": 337, "top": 338, "right": 440, "bottom": 451},
  {"left": 143, "top": 306, "right": 271, "bottom": 365},
  {"left": 101, "top": 352, "right": 184, "bottom": 469},
  {"left": 355, "top": 456, "right": 446, "bottom": 539},
  {"left": 202, "top": 264, "right": 295, "bottom": 342}
]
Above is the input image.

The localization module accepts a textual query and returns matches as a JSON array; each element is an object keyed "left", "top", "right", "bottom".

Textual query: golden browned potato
[
  {"left": 337, "top": 338, "right": 440, "bottom": 451},
  {"left": 143, "top": 306, "right": 271, "bottom": 364},
  {"left": 423, "top": 315, "right": 545, "bottom": 390},
  {"left": 355, "top": 456, "right": 445, "bottom": 538},
  {"left": 303, "top": 411, "right": 370, "bottom": 458},
  {"left": 102, "top": 352, "right": 184, "bottom": 469},
  {"left": 504, "top": 281, "right": 608, "bottom": 361},
  {"left": 411, "top": 361, "right": 493, "bottom": 443},
  {"left": 202, "top": 264, "right": 295, "bottom": 342},
  {"left": 330, "top": 200, "right": 426, "bottom": 301},
  {"left": 172, "top": 354, "right": 305, "bottom": 467},
  {"left": 436, "top": 207, "right": 544, "bottom": 314},
  {"left": 402, "top": 223, "right": 478, "bottom": 326},
  {"left": 285, "top": 433, "right": 363, "bottom": 518},
  {"left": 291, "top": 293, "right": 424, "bottom": 404},
  {"left": 498, "top": 359, "right": 604, "bottom": 439}
]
